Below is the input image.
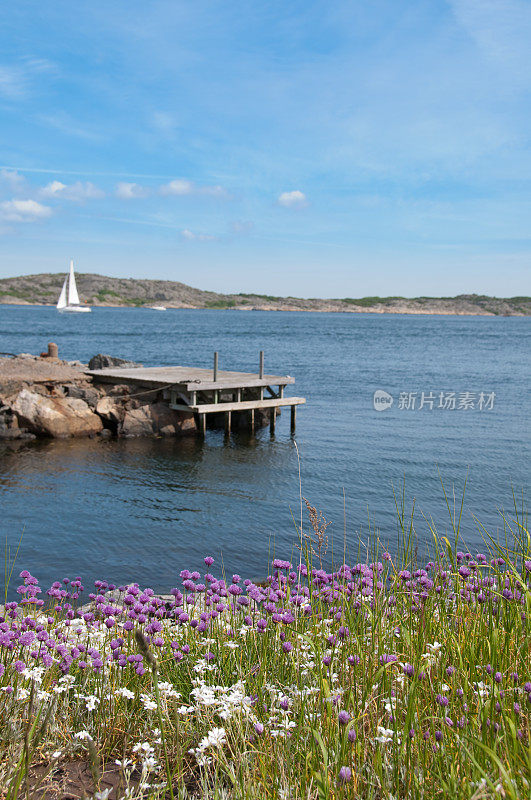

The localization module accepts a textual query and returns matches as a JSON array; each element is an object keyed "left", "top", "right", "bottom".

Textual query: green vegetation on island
[{"left": 0, "top": 273, "right": 529, "bottom": 315}]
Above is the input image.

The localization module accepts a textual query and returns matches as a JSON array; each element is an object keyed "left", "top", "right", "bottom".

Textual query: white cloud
[
  {"left": 160, "top": 179, "right": 228, "bottom": 197},
  {"left": 115, "top": 182, "right": 149, "bottom": 199},
  {"left": 181, "top": 228, "right": 215, "bottom": 241},
  {"left": 0, "top": 199, "right": 52, "bottom": 222},
  {"left": 40, "top": 180, "right": 104, "bottom": 201},
  {"left": 0, "top": 169, "right": 25, "bottom": 192},
  {"left": 160, "top": 179, "right": 194, "bottom": 196},
  {"left": 277, "top": 190, "right": 308, "bottom": 208}
]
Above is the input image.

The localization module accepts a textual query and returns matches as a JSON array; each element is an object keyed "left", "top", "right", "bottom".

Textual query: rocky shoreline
[
  {"left": 0, "top": 349, "right": 197, "bottom": 442},
  {"left": 1, "top": 273, "right": 529, "bottom": 315}
]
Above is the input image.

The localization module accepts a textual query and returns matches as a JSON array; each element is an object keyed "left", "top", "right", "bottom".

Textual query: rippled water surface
[{"left": 0, "top": 306, "right": 529, "bottom": 594}]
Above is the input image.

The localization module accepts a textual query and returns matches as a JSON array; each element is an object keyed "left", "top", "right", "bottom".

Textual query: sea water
[{"left": 0, "top": 306, "right": 529, "bottom": 594}]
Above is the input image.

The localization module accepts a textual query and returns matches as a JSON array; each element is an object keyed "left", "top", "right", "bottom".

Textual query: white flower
[
  {"left": 375, "top": 726, "right": 400, "bottom": 745},
  {"left": 95, "top": 790, "right": 111, "bottom": 800},
  {"left": 440, "top": 684, "right": 450, "bottom": 693},
  {"left": 426, "top": 642, "right": 443, "bottom": 653},
  {"left": 85, "top": 695, "right": 99, "bottom": 711},
  {"left": 74, "top": 730, "right": 92, "bottom": 740},
  {"left": 207, "top": 727, "right": 227, "bottom": 747},
  {"left": 177, "top": 705, "right": 196, "bottom": 714},
  {"left": 115, "top": 687, "right": 135, "bottom": 699},
  {"left": 140, "top": 693, "right": 157, "bottom": 711},
  {"left": 52, "top": 750, "right": 62, "bottom": 759},
  {"left": 133, "top": 742, "right": 155, "bottom": 755},
  {"left": 115, "top": 758, "right": 133, "bottom": 769},
  {"left": 17, "top": 688, "right": 30, "bottom": 701},
  {"left": 224, "top": 641, "right": 239, "bottom": 650}
]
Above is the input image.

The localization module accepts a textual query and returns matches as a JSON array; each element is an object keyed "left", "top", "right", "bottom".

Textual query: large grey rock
[
  {"left": 120, "top": 403, "right": 196, "bottom": 437},
  {"left": 12, "top": 389, "right": 103, "bottom": 438},
  {"left": 66, "top": 383, "right": 101, "bottom": 407},
  {"left": 88, "top": 354, "right": 142, "bottom": 370},
  {"left": 96, "top": 396, "right": 125, "bottom": 424},
  {"left": 120, "top": 406, "right": 153, "bottom": 437}
]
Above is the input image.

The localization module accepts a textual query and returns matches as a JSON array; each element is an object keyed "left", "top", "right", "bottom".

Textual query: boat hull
[{"left": 58, "top": 306, "right": 92, "bottom": 313}]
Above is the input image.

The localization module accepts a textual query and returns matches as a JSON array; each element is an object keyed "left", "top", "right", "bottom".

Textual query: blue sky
[{"left": 0, "top": 0, "right": 530, "bottom": 296}]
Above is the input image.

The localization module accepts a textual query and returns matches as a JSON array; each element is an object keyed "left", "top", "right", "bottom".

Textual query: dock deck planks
[{"left": 86, "top": 363, "right": 304, "bottom": 434}]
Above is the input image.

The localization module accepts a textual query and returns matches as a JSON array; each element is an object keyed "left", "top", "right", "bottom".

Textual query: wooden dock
[{"left": 87, "top": 353, "right": 305, "bottom": 435}]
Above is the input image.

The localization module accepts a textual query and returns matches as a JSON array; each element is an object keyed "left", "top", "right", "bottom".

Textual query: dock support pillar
[
  {"left": 270, "top": 408, "right": 276, "bottom": 435},
  {"left": 250, "top": 408, "right": 255, "bottom": 434},
  {"left": 213, "top": 351, "right": 218, "bottom": 382},
  {"left": 290, "top": 404, "right": 296, "bottom": 434},
  {"left": 225, "top": 411, "right": 231, "bottom": 436},
  {"left": 199, "top": 414, "right": 206, "bottom": 437},
  {"left": 259, "top": 350, "right": 264, "bottom": 379}
]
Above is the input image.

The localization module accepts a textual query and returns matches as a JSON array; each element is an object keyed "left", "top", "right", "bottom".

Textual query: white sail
[
  {"left": 67, "top": 260, "right": 80, "bottom": 306},
  {"left": 57, "top": 276, "right": 68, "bottom": 309}
]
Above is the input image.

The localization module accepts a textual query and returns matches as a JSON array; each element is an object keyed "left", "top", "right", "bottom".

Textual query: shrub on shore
[{"left": 0, "top": 506, "right": 529, "bottom": 799}]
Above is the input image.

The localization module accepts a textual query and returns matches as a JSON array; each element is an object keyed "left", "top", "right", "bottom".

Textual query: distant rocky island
[{"left": 0, "top": 272, "right": 529, "bottom": 315}]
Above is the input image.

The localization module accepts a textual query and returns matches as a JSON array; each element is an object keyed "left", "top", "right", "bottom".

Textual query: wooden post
[
  {"left": 213, "top": 351, "right": 219, "bottom": 382},
  {"left": 191, "top": 390, "right": 197, "bottom": 406},
  {"left": 259, "top": 350, "right": 264, "bottom": 379},
  {"left": 250, "top": 408, "right": 255, "bottom": 434},
  {"left": 225, "top": 411, "right": 231, "bottom": 435},
  {"left": 290, "top": 404, "right": 296, "bottom": 434},
  {"left": 47, "top": 342, "right": 58, "bottom": 359},
  {"left": 199, "top": 413, "right": 206, "bottom": 436},
  {"left": 270, "top": 408, "right": 276, "bottom": 434},
  {"left": 279, "top": 385, "right": 284, "bottom": 398}
]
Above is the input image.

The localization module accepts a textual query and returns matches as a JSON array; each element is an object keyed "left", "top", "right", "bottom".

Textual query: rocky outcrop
[
  {"left": 12, "top": 389, "right": 103, "bottom": 438},
  {"left": 121, "top": 403, "right": 195, "bottom": 437},
  {"left": 0, "top": 354, "right": 197, "bottom": 441},
  {"left": 88, "top": 354, "right": 142, "bottom": 370}
]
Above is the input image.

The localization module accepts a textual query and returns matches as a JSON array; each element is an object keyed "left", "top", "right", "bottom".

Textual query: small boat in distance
[
  {"left": 148, "top": 305, "right": 167, "bottom": 311},
  {"left": 57, "top": 260, "right": 91, "bottom": 313}
]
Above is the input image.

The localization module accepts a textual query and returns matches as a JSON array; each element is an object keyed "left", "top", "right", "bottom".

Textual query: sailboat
[{"left": 57, "top": 260, "right": 91, "bottom": 313}]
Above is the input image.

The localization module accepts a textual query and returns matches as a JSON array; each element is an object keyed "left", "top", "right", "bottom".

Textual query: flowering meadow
[{"left": 0, "top": 504, "right": 530, "bottom": 799}]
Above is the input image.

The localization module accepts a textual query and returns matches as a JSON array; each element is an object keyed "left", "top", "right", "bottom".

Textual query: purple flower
[
  {"left": 338, "top": 766, "right": 352, "bottom": 784},
  {"left": 436, "top": 694, "right": 449, "bottom": 707},
  {"left": 435, "top": 731, "right": 443, "bottom": 742},
  {"left": 402, "top": 663, "right": 414, "bottom": 677},
  {"left": 338, "top": 710, "right": 351, "bottom": 726},
  {"left": 494, "top": 672, "right": 502, "bottom": 684},
  {"left": 348, "top": 728, "right": 357, "bottom": 742},
  {"left": 282, "top": 641, "right": 293, "bottom": 653},
  {"left": 14, "top": 660, "right": 26, "bottom": 673},
  {"left": 254, "top": 722, "right": 264, "bottom": 736},
  {"left": 380, "top": 654, "right": 398, "bottom": 665}
]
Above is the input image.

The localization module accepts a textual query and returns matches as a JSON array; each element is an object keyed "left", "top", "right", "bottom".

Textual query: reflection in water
[{"left": 0, "top": 307, "right": 528, "bottom": 596}]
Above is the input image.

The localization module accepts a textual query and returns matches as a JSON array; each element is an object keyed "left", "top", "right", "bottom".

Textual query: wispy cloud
[
  {"left": 181, "top": 228, "right": 216, "bottom": 241},
  {"left": 38, "top": 112, "right": 104, "bottom": 142},
  {"left": 40, "top": 180, "right": 104, "bottom": 201},
  {"left": 0, "top": 199, "right": 52, "bottom": 222},
  {"left": 0, "top": 169, "right": 26, "bottom": 193},
  {"left": 0, "top": 58, "right": 55, "bottom": 99},
  {"left": 115, "top": 182, "right": 149, "bottom": 199},
  {"left": 160, "top": 179, "right": 229, "bottom": 198},
  {"left": 277, "top": 190, "right": 307, "bottom": 208}
]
